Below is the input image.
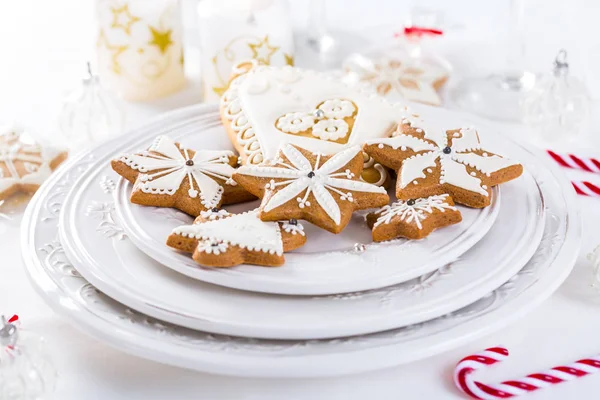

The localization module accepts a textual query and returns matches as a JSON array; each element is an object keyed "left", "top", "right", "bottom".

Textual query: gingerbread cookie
[
  {"left": 344, "top": 56, "right": 449, "bottom": 106},
  {"left": 233, "top": 143, "right": 389, "bottom": 234},
  {"left": 366, "top": 194, "right": 462, "bottom": 241},
  {"left": 0, "top": 125, "right": 67, "bottom": 201},
  {"left": 220, "top": 62, "right": 404, "bottom": 186},
  {"left": 364, "top": 115, "right": 523, "bottom": 208},
  {"left": 111, "top": 135, "right": 254, "bottom": 216},
  {"left": 166, "top": 210, "right": 306, "bottom": 267}
]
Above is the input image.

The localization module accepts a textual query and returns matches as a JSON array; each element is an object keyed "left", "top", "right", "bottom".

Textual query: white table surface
[{"left": 2, "top": 0, "right": 600, "bottom": 399}]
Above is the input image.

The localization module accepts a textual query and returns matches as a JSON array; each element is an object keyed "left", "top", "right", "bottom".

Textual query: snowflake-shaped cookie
[
  {"left": 167, "top": 210, "right": 307, "bottom": 267},
  {"left": 233, "top": 144, "right": 389, "bottom": 233},
  {"left": 111, "top": 136, "right": 254, "bottom": 216},
  {"left": 367, "top": 194, "right": 462, "bottom": 240},
  {"left": 364, "top": 115, "right": 523, "bottom": 208},
  {"left": 0, "top": 126, "right": 67, "bottom": 200}
]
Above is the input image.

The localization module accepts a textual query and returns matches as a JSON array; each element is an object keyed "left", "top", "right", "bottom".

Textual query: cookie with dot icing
[
  {"left": 111, "top": 135, "right": 254, "bottom": 217},
  {"left": 0, "top": 125, "right": 67, "bottom": 200},
  {"left": 219, "top": 60, "right": 405, "bottom": 187},
  {"left": 232, "top": 143, "right": 389, "bottom": 234},
  {"left": 366, "top": 194, "right": 462, "bottom": 241},
  {"left": 166, "top": 209, "right": 306, "bottom": 267},
  {"left": 363, "top": 115, "right": 523, "bottom": 208}
]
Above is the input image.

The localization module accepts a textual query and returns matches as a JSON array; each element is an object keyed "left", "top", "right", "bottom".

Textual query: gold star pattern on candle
[
  {"left": 248, "top": 36, "right": 279, "bottom": 64},
  {"left": 110, "top": 4, "right": 140, "bottom": 35},
  {"left": 148, "top": 26, "right": 174, "bottom": 54},
  {"left": 96, "top": 30, "right": 128, "bottom": 75},
  {"left": 284, "top": 53, "right": 294, "bottom": 66}
]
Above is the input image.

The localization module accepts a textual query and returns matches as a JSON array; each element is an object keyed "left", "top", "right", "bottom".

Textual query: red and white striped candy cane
[
  {"left": 547, "top": 150, "right": 600, "bottom": 174},
  {"left": 454, "top": 346, "right": 600, "bottom": 399},
  {"left": 571, "top": 181, "right": 600, "bottom": 198}
]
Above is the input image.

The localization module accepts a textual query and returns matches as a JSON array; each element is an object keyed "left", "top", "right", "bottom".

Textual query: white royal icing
[
  {"left": 276, "top": 112, "right": 315, "bottom": 134},
  {"left": 120, "top": 136, "right": 237, "bottom": 209},
  {"left": 0, "top": 127, "right": 61, "bottom": 193},
  {"left": 318, "top": 99, "right": 355, "bottom": 119},
  {"left": 197, "top": 241, "right": 229, "bottom": 255},
  {"left": 367, "top": 116, "right": 519, "bottom": 196},
  {"left": 281, "top": 220, "right": 305, "bottom": 236},
  {"left": 221, "top": 65, "right": 406, "bottom": 164},
  {"left": 172, "top": 210, "right": 301, "bottom": 256},
  {"left": 312, "top": 119, "right": 349, "bottom": 141},
  {"left": 374, "top": 194, "right": 456, "bottom": 230},
  {"left": 344, "top": 56, "right": 447, "bottom": 106},
  {"left": 236, "top": 144, "right": 387, "bottom": 226},
  {"left": 199, "top": 208, "right": 231, "bottom": 221}
]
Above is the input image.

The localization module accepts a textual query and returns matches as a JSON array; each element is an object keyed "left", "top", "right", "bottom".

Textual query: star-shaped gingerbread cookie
[
  {"left": 366, "top": 194, "right": 462, "bottom": 241},
  {"left": 111, "top": 135, "right": 254, "bottom": 216},
  {"left": 0, "top": 125, "right": 67, "bottom": 201},
  {"left": 166, "top": 209, "right": 307, "bottom": 267},
  {"left": 363, "top": 115, "right": 523, "bottom": 208},
  {"left": 233, "top": 143, "right": 390, "bottom": 234}
]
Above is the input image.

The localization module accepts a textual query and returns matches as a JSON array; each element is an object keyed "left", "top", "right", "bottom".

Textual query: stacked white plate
[{"left": 22, "top": 104, "right": 581, "bottom": 378}]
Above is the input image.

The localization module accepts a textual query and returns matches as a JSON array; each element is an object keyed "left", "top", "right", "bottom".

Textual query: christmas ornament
[
  {"left": 95, "top": 0, "right": 185, "bottom": 101},
  {"left": 454, "top": 346, "right": 600, "bottom": 399},
  {"left": 59, "top": 63, "right": 125, "bottom": 151},
  {"left": 197, "top": 0, "right": 294, "bottom": 102},
  {"left": 522, "top": 50, "right": 591, "bottom": 142},
  {"left": 0, "top": 315, "right": 57, "bottom": 400}
]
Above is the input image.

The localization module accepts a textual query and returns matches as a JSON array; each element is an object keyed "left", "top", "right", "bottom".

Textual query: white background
[{"left": 2, "top": 0, "right": 600, "bottom": 399}]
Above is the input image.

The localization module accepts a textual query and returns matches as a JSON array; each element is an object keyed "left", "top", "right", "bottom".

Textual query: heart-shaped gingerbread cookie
[{"left": 220, "top": 63, "right": 405, "bottom": 186}]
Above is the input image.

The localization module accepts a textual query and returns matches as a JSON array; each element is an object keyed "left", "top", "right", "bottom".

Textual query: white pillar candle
[
  {"left": 197, "top": 0, "right": 294, "bottom": 103},
  {"left": 95, "top": 0, "right": 185, "bottom": 101}
]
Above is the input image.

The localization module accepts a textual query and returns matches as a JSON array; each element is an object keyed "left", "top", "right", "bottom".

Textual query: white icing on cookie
[
  {"left": 318, "top": 99, "right": 355, "bottom": 119},
  {"left": 120, "top": 136, "right": 237, "bottom": 209},
  {"left": 236, "top": 144, "right": 387, "bottom": 226},
  {"left": 220, "top": 65, "right": 406, "bottom": 166},
  {"left": 374, "top": 194, "right": 456, "bottom": 230},
  {"left": 281, "top": 220, "right": 305, "bottom": 236},
  {"left": 0, "top": 127, "right": 61, "bottom": 193},
  {"left": 199, "top": 208, "right": 230, "bottom": 221},
  {"left": 344, "top": 56, "right": 447, "bottom": 106},
  {"left": 172, "top": 210, "right": 295, "bottom": 256},
  {"left": 312, "top": 119, "right": 349, "bottom": 141},
  {"left": 276, "top": 112, "right": 315, "bottom": 134},
  {"left": 368, "top": 117, "right": 519, "bottom": 197},
  {"left": 363, "top": 154, "right": 389, "bottom": 187},
  {"left": 197, "top": 241, "right": 229, "bottom": 255}
]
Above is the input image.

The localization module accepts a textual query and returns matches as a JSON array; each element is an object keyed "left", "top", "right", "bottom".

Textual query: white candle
[
  {"left": 95, "top": 0, "right": 185, "bottom": 101},
  {"left": 197, "top": 0, "right": 294, "bottom": 102}
]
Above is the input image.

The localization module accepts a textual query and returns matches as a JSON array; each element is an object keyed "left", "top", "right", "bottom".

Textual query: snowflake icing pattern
[
  {"left": 374, "top": 195, "right": 456, "bottom": 230},
  {"left": 236, "top": 144, "right": 387, "bottom": 226},
  {"left": 120, "top": 136, "right": 237, "bottom": 209},
  {"left": 368, "top": 115, "right": 519, "bottom": 197}
]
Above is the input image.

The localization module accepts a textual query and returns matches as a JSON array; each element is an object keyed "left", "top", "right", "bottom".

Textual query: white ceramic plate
[
  {"left": 55, "top": 106, "right": 543, "bottom": 340},
  {"left": 23, "top": 105, "right": 580, "bottom": 377},
  {"left": 112, "top": 118, "right": 501, "bottom": 296}
]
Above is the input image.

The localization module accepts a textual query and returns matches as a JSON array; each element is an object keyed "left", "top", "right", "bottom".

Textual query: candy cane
[
  {"left": 547, "top": 150, "right": 600, "bottom": 174},
  {"left": 454, "top": 347, "right": 600, "bottom": 399},
  {"left": 571, "top": 181, "right": 600, "bottom": 197}
]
